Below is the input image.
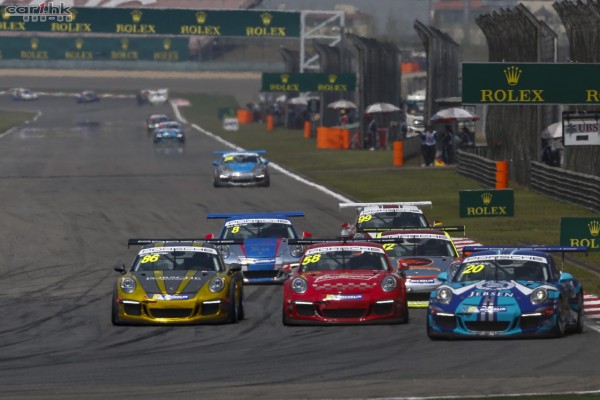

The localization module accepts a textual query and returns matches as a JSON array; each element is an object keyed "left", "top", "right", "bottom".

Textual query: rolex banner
[
  {"left": 462, "top": 63, "right": 600, "bottom": 105},
  {"left": 0, "top": 7, "right": 300, "bottom": 37},
  {"left": 459, "top": 189, "right": 514, "bottom": 218},
  {"left": 0, "top": 36, "right": 189, "bottom": 61},
  {"left": 560, "top": 218, "right": 600, "bottom": 252},
  {"left": 261, "top": 73, "right": 356, "bottom": 92}
]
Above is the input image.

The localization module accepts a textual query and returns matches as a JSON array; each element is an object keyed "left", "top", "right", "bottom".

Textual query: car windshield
[
  {"left": 301, "top": 249, "right": 388, "bottom": 272},
  {"left": 452, "top": 259, "right": 549, "bottom": 282},
  {"left": 384, "top": 238, "right": 456, "bottom": 258},
  {"left": 222, "top": 222, "right": 295, "bottom": 239},
  {"left": 131, "top": 250, "right": 223, "bottom": 272},
  {"left": 357, "top": 211, "right": 428, "bottom": 230},
  {"left": 223, "top": 155, "right": 259, "bottom": 164}
]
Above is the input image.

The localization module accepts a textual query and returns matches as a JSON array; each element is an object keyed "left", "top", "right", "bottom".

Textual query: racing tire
[
  {"left": 261, "top": 177, "right": 270, "bottom": 188},
  {"left": 111, "top": 292, "right": 123, "bottom": 326},
  {"left": 213, "top": 180, "right": 221, "bottom": 188},
  {"left": 399, "top": 301, "right": 409, "bottom": 324},
  {"left": 227, "top": 284, "right": 240, "bottom": 324},
  {"left": 237, "top": 285, "right": 245, "bottom": 321},
  {"left": 282, "top": 309, "right": 293, "bottom": 326},
  {"left": 569, "top": 293, "right": 585, "bottom": 334},
  {"left": 552, "top": 298, "right": 567, "bottom": 338},
  {"left": 426, "top": 316, "right": 443, "bottom": 340}
]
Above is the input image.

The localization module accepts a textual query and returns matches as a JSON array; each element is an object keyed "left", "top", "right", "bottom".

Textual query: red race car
[{"left": 282, "top": 238, "right": 409, "bottom": 325}]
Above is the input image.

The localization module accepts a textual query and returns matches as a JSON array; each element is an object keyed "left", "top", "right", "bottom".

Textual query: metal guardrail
[
  {"left": 456, "top": 148, "right": 497, "bottom": 188},
  {"left": 530, "top": 161, "right": 600, "bottom": 213},
  {"left": 457, "top": 147, "right": 600, "bottom": 213}
]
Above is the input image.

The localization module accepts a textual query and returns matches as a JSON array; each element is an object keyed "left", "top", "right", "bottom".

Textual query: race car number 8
[
  {"left": 231, "top": 226, "right": 240, "bottom": 233},
  {"left": 357, "top": 215, "right": 372, "bottom": 224},
  {"left": 141, "top": 254, "right": 160, "bottom": 263},
  {"left": 464, "top": 264, "right": 484, "bottom": 274},
  {"left": 302, "top": 254, "right": 321, "bottom": 265}
]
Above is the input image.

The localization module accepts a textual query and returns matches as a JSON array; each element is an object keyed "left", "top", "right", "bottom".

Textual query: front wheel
[{"left": 552, "top": 299, "right": 567, "bottom": 338}]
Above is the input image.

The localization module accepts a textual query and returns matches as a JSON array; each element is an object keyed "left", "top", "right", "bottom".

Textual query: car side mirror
[
  {"left": 114, "top": 264, "right": 126, "bottom": 274},
  {"left": 432, "top": 220, "right": 443, "bottom": 227},
  {"left": 212, "top": 161, "right": 218, "bottom": 166},
  {"left": 302, "top": 231, "right": 312, "bottom": 238},
  {"left": 205, "top": 233, "right": 215, "bottom": 239},
  {"left": 559, "top": 272, "right": 574, "bottom": 282},
  {"left": 397, "top": 261, "right": 409, "bottom": 272},
  {"left": 229, "top": 263, "right": 242, "bottom": 273},
  {"left": 264, "top": 160, "right": 270, "bottom": 165},
  {"left": 437, "top": 272, "right": 448, "bottom": 282}
]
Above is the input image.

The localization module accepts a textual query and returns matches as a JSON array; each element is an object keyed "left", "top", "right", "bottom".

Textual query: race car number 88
[
  {"left": 464, "top": 264, "right": 484, "bottom": 274},
  {"left": 302, "top": 254, "right": 321, "bottom": 265}
]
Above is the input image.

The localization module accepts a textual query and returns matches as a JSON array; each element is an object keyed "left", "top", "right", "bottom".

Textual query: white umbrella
[
  {"left": 430, "top": 107, "right": 480, "bottom": 123},
  {"left": 542, "top": 122, "right": 562, "bottom": 139},
  {"left": 288, "top": 97, "right": 309, "bottom": 105},
  {"left": 365, "top": 102, "right": 401, "bottom": 114},
  {"left": 327, "top": 99, "right": 357, "bottom": 109}
]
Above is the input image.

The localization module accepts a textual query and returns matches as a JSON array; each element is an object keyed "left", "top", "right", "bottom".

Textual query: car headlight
[
  {"left": 381, "top": 276, "right": 397, "bottom": 292},
  {"left": 177, "top": 133, "right": 183, "bottom": 138},
  {"left": 436, "top": 287, "right": 453, "bottom": 304},
  {"left": 530, "top": 287, "right": 548, "bottom": 305},
  {"left": 290, "top": 245, "right": 304, "bottom": 258},
  {"left": 120, "top": 277, "right": 136, "bottom": 294},
  {"left": 209, "top": 277, "right": 225, "bottom": 293},
  {"left": 291, "top": 278, "right": 308, "bottom": 294},
  {"left": 217, "top": 245, "right": 230, "bottom": 259}
]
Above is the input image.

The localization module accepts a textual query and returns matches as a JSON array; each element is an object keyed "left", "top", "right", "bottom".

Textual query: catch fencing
[
  {"left": 553, "top": 1, "right": 600, "bottom": 176},
  {"left": 476, "top": 4, "right": 559, "bottom": 185}
]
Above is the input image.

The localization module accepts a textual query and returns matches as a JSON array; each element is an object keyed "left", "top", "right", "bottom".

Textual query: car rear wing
[
  {"left": 207, "top": 212, "right": 304, "bottom": 219},
  {"left": 128, "top": 238, "right": 244, "bottom": 248},
  {"left": 212, "top": 150, "right": 266, "bottom": 155},
  {"left": 361, "top": 226, "right": 466, "bottom": 235},
  {"left": 462, "top": 245, "right": 588, "bottom": 270},
  {"left": 288, "top": 237, "right": 405, "bottom": 246},
  {"left": 463, "top": 245, "right": 588, "bottom": 254},
  {"left": 339, "top": 201, "right": 432, "bottom": 211}
]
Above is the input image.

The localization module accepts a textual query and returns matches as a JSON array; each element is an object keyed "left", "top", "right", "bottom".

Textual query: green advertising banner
[
  {"left": 0, "top": 36, "right": 189, "bottom": 61},
  {"left": 560, "top": 217, "right": 600, "bottom": 252},
  {"left": 262, "top": 73, "right": 356, "bottom": 92},
  {"left": 0, "top": 7, "right": 300, "bottom": 37},
  {"left": 459, "top": 189, "right": 514, "bottom": 218},
  {"left": 462, "top": 63, "right": 600, "bottom": 105}
]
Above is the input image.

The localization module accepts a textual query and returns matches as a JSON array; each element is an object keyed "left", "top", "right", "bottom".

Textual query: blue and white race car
[
  {"left": 206, "top": 212, "right": 311, "bottom": 283},
  {"left": 152, "top": 127, "right": 185, "bottom": 144},
  {"left": 212, "top": 150, "right": 270, "bottom": 187},
  {"left": 427, "top": 246, "right": 587, "bottom": 339}
]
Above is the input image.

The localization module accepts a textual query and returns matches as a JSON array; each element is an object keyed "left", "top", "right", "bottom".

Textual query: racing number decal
[
  {"left": 224, "top": 156, "right": 234, "bottom": 162},
  {"left": 464, "top": 264, "right": 484, "bottom": 274},
  {"left": 141, "top": 254, "right": 160, "bottom": 263},
  {"left": 231, "top": 226, "right": 240, "bottom": 233},
  {"left": 357, "top": 215, "right": 372, "bottom": 224},
  {"left": 302, "top": 254, "right": 322, "bottom": 265},
  {"left": 382, "top": 243, "right": 395, "bottom": 251}
]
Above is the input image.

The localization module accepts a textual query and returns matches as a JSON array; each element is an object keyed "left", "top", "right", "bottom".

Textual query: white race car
[
  {"left": 10, "top": 88, "right": 38, "bottom": 101},
  {"left": 138, "top": 89, "right": 168, "bottom": 105}
]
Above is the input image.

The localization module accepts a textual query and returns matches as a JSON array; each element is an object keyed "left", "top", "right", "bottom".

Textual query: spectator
[
  {"left": 339, "top": 109, "right": 349, "bottom": 126},
  {"left": 541, "top": 139, "right": 561, "bottom": 167},
  {"left": 462, "top": 125, "right": 474, "bottom": 146},
  {"left": 366, "top": 115, "right": 377, "bottom": 150},
  {"left": 438, "top": 124, "right": 454, "bottom": 164},
  {"left": 420, "top": 125, "right": 437, "bottom": 166}
]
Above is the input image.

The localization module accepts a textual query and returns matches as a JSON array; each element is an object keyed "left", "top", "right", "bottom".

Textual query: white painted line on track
[
  {"left": 0, "top": 110, "right": 42, "bottom": 138},
  {"left": 170, "top": 101, "right": 353, "bottom": 204},
  {"left": 356, "top": 389, "right": 600, "bottom": 400}
]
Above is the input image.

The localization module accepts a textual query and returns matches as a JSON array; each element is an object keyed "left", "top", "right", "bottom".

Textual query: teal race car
[{"left": 427, "top": 246, "right": 587, "bottom": 339}]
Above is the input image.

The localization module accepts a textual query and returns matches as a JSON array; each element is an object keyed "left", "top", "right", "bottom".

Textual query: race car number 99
[{"left": 358, "top": 215, "right": 372, "bottom": 224}]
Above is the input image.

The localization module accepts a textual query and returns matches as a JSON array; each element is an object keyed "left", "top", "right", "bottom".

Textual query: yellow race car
[{"left": 112, "top": 239, "right": 244, "bottom": 325}]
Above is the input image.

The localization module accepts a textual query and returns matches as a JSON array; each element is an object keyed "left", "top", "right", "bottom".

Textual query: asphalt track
[{"left": 1, "top": 76, "right": 600, "bottom": 400}]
